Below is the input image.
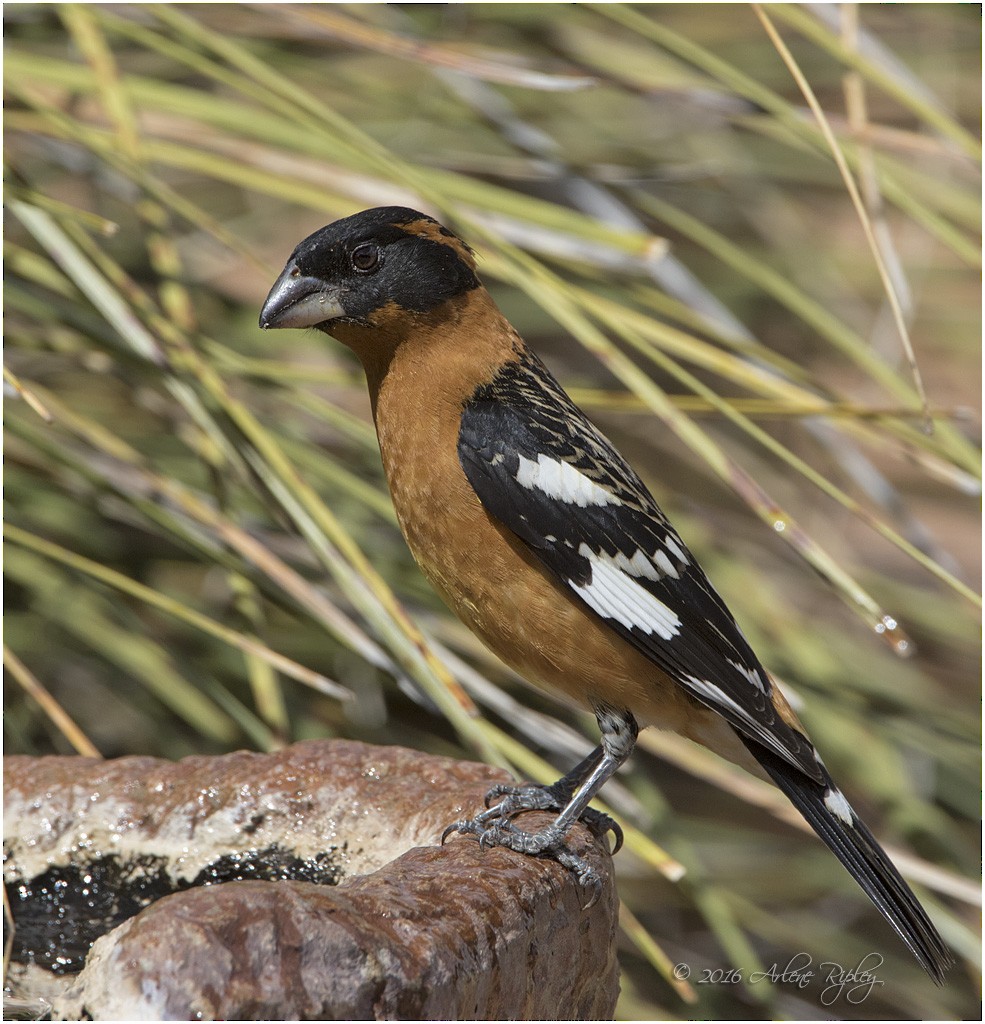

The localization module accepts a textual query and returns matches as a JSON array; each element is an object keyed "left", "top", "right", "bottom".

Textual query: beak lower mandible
[{"left": 259, "top": 261, "right": 347, "bottom": 330}]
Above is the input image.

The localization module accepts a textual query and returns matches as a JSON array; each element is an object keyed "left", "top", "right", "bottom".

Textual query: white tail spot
[{"left": 824, "top": 787, "right": 855, "bottom": 826}]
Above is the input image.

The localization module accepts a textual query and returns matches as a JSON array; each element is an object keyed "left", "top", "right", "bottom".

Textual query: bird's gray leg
[{"left": 442, "top": 706, "right": 638, "bottom": 904}]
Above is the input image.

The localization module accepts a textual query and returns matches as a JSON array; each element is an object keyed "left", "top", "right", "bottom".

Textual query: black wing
[{"left": 458, "top": 349, "right": 821, "bottom": 782}]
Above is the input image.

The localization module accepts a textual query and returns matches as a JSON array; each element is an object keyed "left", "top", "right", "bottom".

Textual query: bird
[{"left": 259, "top": 205, "right": 952, "bottom": 982}]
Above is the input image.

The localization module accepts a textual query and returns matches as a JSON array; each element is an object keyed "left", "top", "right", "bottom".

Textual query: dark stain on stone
[{"left": 5, "top": 845, "right": 345, "bottom": 975}]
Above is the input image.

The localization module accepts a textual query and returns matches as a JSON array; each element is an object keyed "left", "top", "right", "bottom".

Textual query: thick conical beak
[{"left": 259, "top": 261, "right": 346, "bottom": 330}]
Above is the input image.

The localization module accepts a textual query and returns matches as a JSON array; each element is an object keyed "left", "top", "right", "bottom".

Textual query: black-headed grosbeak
[{"left": 260, "top": 206, "right": 951, "bottom": 982}]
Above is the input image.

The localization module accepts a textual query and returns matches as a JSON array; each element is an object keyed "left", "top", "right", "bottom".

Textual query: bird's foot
[
  {"left": 481, "top": 781, "right": 623, "bottom": 853},
  {"left": 440, "top": 781, "right": 621, "bottom": 909},
  {"left": 442, "top": 813, "right": 605, "bottom": 907}
]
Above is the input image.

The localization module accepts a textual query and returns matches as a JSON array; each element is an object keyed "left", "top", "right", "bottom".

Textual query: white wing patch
[
  {"left": 572, "top": 544, "right": 681, "bottom": 639},
  {"left": 515, "top": 453, "right": 622, "bottom": 507},
  {"left": 824, "top": 787, "right": 855, "bottom": 826},
  {"left": 610, "top": 547, "right": 659, "bottom": 580},
  {"left": 605, "top": 545, "right": 682, "bottom": 583},
  {"left": 727, "top": 658, "right": 768, "bottom": 694},
  {"left": 685, "top": 675, "right": 763, "bottom": 732},
  {"left": 663, "top": 535, "right": 689, "bottom": 565},
  {"left": 653, "top": 548, "right": 680, "bottom": 579}
]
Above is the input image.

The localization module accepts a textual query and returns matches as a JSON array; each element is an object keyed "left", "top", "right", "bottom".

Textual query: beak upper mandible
[{"left": 259, "top": 261, "right": 346, "bottom": 330}]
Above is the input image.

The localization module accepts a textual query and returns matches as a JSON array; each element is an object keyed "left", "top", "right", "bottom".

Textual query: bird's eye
[{"left": 350, "top": 243, "right": 381, "bottom": 273}]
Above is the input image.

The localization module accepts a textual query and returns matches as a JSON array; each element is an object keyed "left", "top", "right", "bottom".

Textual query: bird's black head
[{"left": 259, "top": 207, "right": 479, "bottom": 334}]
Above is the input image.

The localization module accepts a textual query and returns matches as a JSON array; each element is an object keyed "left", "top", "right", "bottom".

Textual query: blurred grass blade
[
  {"left": 10, "top": 200, "right": 166, "bottom": 366},
  {"left": 3, "top": 646, "right": 101, "bottom": 757},
  {"left": 772, "top": 3, "right": 981, "bottom": 160},
  {"left": 619, "top": 901, "right": 698, "bottom": 1003},
  {"left": 753, "top": 4, "right": 930, "bottom": 428},
  {"left": 4, "top": 525, "right": 351, "bottom": 703},
  {"left": 3, "top": 366, "right": 53, "bottom": 423},
  {"left": 282, "top": 5, "right": 596, "bottom": 90},
  {"left": 7, "top": 389, "right": 410, "bottom": 681}
]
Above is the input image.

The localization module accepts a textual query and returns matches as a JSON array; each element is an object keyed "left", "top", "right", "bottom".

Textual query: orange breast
[{"left": 369, "top": 327, "right": 700, "bottom": 738}]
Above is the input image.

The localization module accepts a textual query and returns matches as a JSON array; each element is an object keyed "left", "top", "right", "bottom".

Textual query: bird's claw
[
  {"left": 440, "top": 819, "right": 471, "bottom": 845},
  {"left": 482, "top": 782, "right": 515, "bottom": 809},
  {"left": 596, "top": 813, "right": 624, "bottom": 855}
]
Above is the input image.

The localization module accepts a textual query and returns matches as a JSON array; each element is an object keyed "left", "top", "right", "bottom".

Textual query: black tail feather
[{"left": 742, "top": 736, "right": 953, "bottom": 984}]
